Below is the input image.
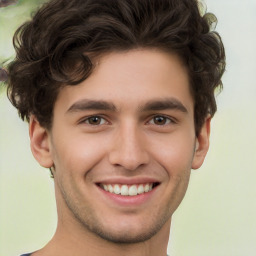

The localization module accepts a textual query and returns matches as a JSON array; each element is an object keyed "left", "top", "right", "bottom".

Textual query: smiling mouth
[{"left": 97, "top": 183, "right": 160, "bottom": 196}]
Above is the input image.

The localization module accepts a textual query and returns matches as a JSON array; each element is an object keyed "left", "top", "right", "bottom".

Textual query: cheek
[
  {"left": 148, "top": 132, "right": 195, "bottom": 175},
  {"left": 51, "top": 134, "right": 109, "bottom": 177}
]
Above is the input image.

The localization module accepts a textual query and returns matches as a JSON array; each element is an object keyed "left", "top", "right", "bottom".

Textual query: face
[{"left": 30, "top": 49, "right": 210, "bottom": 243}]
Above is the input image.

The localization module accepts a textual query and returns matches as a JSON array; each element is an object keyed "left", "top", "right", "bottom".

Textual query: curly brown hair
[{"left": 6, "top": 0, "right": 225, "bottom": 135}]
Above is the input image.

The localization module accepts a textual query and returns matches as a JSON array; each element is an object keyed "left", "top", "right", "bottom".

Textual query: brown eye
[
  {"left": 85, "top": 116, "right": 106, "bottom": 125},
  {"left": 154, "top": 116, "right": 167, "bottom": 125},
  {"left": 149, "top": 116, "right": 172, "bottom": 125}
]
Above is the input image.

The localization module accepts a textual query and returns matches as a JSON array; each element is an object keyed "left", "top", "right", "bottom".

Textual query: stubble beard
[
  {"left": 57, "top": 166, "right": 191, "bottom": 245},
  {"left": 62, "top": 191, "right": 172, "bottom": 244}
]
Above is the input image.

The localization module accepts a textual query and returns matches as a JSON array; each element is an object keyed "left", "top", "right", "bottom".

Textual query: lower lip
[{"left": 96, "top": 185, "right": 158, "bottom": 207}]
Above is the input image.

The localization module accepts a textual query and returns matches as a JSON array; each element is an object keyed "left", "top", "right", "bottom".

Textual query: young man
[{"left": 6, "top": 0, "right": 225, "bottom": 255}]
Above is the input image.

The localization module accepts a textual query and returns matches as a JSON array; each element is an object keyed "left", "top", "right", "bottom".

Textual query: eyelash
[
  {"left": 81, "top": 115, "right": 109, "bottom": 126},
  {"left": 147, "top": 115, "right": 175, "bottom": 126},
  {"left": 80, "top": 115, "right": 175, "bottom": 126}
]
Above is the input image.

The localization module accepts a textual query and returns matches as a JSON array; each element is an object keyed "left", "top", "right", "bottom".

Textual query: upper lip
[{"left": 95, "top": 177, "right": 160, "bottom": 185}]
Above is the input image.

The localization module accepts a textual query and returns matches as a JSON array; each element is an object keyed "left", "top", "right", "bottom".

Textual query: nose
[{"left": 108, "top": 123, "right": 150, "bottom": 171}]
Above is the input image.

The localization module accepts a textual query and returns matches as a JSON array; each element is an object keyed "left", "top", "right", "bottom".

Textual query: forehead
[{"left": 55, "top": 49, "right": 193, "bottom": 114}]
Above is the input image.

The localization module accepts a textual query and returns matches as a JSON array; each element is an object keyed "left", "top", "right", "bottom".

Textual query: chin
[
  {"left": 77, "top": 210, "right": 171, "bottom": 244},
  {"left": 88, "top": 224, "right": 164, "bottom": 244}
]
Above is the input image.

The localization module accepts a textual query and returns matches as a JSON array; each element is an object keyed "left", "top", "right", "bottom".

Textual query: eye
[
  {"left": 83, "top": 116, "right": 107, "bottom": 125},
  {"left": 148, "top": 115, "right": 173, "bottom": 125}
]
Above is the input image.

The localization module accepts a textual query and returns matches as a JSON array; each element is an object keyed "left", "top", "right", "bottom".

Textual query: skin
[{"left": 30, "top": 48, "right": 210, "bottom": 256}]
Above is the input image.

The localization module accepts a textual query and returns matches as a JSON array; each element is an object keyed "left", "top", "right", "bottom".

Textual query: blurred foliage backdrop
[{"left": 0, "top": 0, "right": 256, "bottom": 256}]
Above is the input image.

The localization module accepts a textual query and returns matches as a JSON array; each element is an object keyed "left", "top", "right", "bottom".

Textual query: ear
[
  {"left": 191, "top": 116, "right": 211, "bottom": 170},
  {"left": 29, "top": 116, "right": 54, "bottom": 168}
]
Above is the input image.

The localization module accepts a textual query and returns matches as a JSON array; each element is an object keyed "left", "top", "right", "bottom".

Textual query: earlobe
[
  {"left": 192, "top": 117, "right": 211, "bottom": 170},
  {"left": 29, "top": 116, "right": 54, "bottom": 168}
]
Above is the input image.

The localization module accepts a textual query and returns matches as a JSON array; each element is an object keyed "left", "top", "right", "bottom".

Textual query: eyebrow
[
  {"left": 139, "top": 98, "right": 188, "bottom": 113},
  {"left": 66, "top": 97, "right": 188, "bottom": 114},
  {"left": 66, "top": 99, "right": 117, "bottom": 113}
]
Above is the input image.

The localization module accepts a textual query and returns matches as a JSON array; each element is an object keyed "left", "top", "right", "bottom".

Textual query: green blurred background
[{"left": 0, "top": 0, "right": 256, "bottom": 255}]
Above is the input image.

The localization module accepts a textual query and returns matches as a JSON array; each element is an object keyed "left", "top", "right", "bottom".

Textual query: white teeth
[
  {"left": 128, "top": 185, "right": 137, "bottom": 196},
  {"left": 144, "top": 183, "right": 150, "bottom": 192},
  {"left": 108, "top": 184, "right": 113, "bottom": 193},
  {"left": 114, "top": 184, "right": 120, "bottom": 195},
  {"left": 101, "top": 183, "right": 155, "bottom": 196},
  {"left": 137, "top": 184, "right": 144, "bottom": 194},
  {"left": 120, "top": 185, "right": 129, "bottom": 195}
]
